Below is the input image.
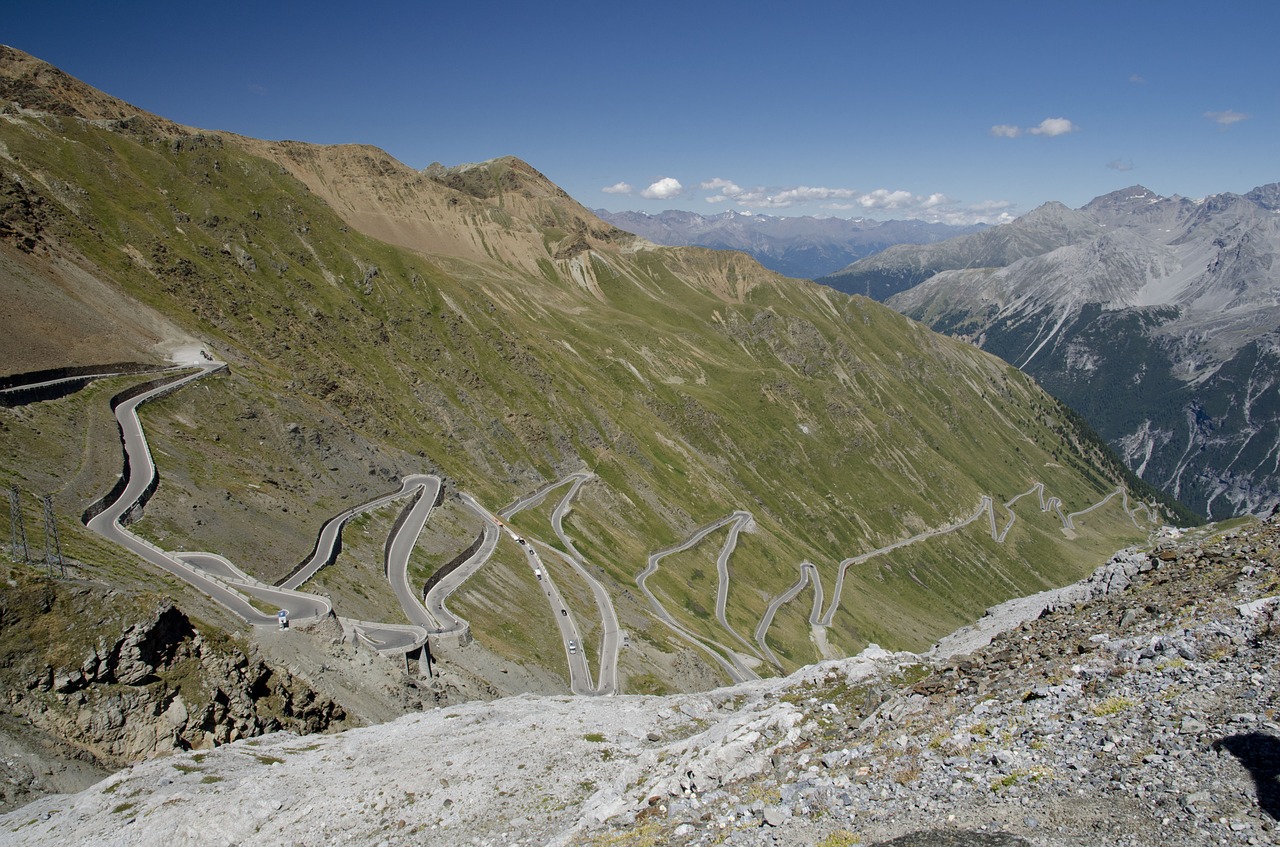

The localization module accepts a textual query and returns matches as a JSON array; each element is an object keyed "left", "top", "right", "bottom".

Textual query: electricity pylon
[
  {"left": 43, "top": 494, "right": 63, "bottom": 577},
  {"left": 8, "top": 486, "right": 28, "bottom": 563}
]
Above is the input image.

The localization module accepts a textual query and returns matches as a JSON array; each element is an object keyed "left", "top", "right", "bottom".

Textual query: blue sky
[{"left": 5, "top": 1, "right": 1275, "bottom": 224}]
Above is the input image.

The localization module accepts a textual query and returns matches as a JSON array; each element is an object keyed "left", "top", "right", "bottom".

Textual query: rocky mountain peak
[
  {"left": 424, "top": 155, "right": 569, "bottom": 202},
  {"left": 1244, "top": 182, "right": 1280, "bottom": 211},
  {"left": 0, "top": 44, "right": 188, "bottom": 137},
  {"left": 1013, "top": 200, "right": 1095, "bottom": 232},
  {"left": 1081, "top": 184, "right": 1161, "bottom": 212},
  {"left": 876, "top": 175, "right": 1280, "bottom": 518}
]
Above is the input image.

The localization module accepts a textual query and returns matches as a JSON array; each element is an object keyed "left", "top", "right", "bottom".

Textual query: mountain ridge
[{"left": 823, "top": 181, "right": 1280, "bottom": 519}]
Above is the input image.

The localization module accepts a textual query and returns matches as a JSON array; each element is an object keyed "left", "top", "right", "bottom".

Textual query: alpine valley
[
  {"left": 821, "top": 185, "right": 1280, "bottom": 521},
  {"left": 0, "top": 45, "right": 1210, "bottom": 841},
  {"left": 593, "top": 208, "right": 984, "bottom": 280}
]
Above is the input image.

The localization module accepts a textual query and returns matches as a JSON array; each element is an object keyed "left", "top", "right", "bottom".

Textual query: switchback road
[
  {"left": 421, "top": 493, "right": 499, "bottom": 636},
  {"left": 280, "top": 474, "right": 440, "bottom": 591},
  {"left": 384, "top": 475, "right": 443, "bottom": 631},
  {"left": 85, "top": 363, "right": 293, "bottom": 628},
  {"left": 638, "top": 514, "right": 762, "bottom": 685},
  {"left": 69, "top": 356, "right": 1158, "bottom": 688},
  {"left": 84, "top": 360, "right": 427, "bottom": 652}
]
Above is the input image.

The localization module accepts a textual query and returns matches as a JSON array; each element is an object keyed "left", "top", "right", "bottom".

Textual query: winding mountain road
[
  {"left": 280, "top": 474, "right": 440, "bottom": 591},
  {"left": 175, "top": 552, "right": 330, "bottom": 621},
  {"left": 383, "top": 475, "right": 443, "bottom": 632},
  {"left": 710, "top": 511, "right": 759, "bottom": 660},
  {"left": 421, "top": 493, "right": 500, "bottom": 635},
  {"left": 61, "top": 355, "right": 1158, "bottom": 690},
  {"left": 487, "top": 473, "right": 619, "bottom": 695},
  {"left": 84, "top": 362, "right": 314, "bottom": 627},
  {"left": 0, "top": 364, "right": 181, "bottom": 406},
  {"left": 637, "top": 514, "right": 762, "bottom": 684},
  {"left": 545, "top": 474, "right": 621, "bottom": 696},
  {"left": 753, "top": 561, "right": 821, "bottom": 668},
  {"left": 83, "top": 360, "right": 430, "bottom": 652},
  {"left": 753, "top": 481, "right": 1156, "bottom": 662}
]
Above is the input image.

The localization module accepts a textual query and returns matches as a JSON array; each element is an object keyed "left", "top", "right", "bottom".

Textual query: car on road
[
  {"left": 568, "top": 640, "right": 577, "bottom": 653},
  {"left": 561, "top": 608, "right": 567, "bottom": 616}
]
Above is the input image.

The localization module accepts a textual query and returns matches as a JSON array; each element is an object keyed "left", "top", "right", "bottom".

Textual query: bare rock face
[{"left": 111, "top": 604, "right": 193, "bottom": 685}]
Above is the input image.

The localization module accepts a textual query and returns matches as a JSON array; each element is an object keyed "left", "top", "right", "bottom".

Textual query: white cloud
[
  {"left": 641, "top": 177, "right": 683, "bottom": 200},
  {"left": 1205, "top": 109, "right": 1248, "bottom": 128},
  {"left": 1028, "top": 117, "right": 1078, "bottom": 136},
  {"left": 927, "top": 199, "right": 1016, "bottom": 226},
  {"left": 701, "top": 178, "right": 744, "bottom": 204},
  {"left": 1107, "top": 158, "right": 1135, "bottom": 172},
  {"left": 700, "top": 178, "right": 742, "bottom": 194},
  {"left": 966, "top": 199, "right": 1016, "bottom": 215},
  {"left": 602, "top": 181, "right": 633, "bottom": 195},
  {"left": 992, "top": 117, "right": 1078, "bottom": 138},
  {"left": 761, "top": 186, "right": 860, "bottom": 208},
  {"left": 857, "top": 189, "right": 917, "bottom": 210},
  {"left": 692, "top": 177, "right": 1010, "bottom": 224},
  {"left": 1129, "top": 73, "right": 1146, "bottom": 84}
]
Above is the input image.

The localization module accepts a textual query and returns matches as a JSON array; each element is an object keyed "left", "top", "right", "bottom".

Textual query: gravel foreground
[{"left": 3, "top": 516, "right": 1278, "bottom": 847}]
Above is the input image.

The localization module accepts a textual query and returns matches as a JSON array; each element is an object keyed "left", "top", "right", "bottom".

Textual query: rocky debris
[
  {"left": 4, "top": 515, "right": 1280, "bottom": 845},
  {"left": 220, "top": 242, "right": 256, "bottom": 273},
  {"left": 553, "top": 233, "right": 591, "bottom": 260},
  {"left": 930, "top": 547, "right": 1155, "bottom": 659}
]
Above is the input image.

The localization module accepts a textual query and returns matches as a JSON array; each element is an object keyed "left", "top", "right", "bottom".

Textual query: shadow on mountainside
[{"left": 1214, "top": 732, "right": 1280, "bottom": 820}]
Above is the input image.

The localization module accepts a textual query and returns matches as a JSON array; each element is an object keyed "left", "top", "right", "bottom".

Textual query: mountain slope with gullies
[
  {"left": 0, "top": 43, "right": 1180, "bottom": 719},
  {"left": 823, "top": 184, "right": 1280, "bottom": 520}
]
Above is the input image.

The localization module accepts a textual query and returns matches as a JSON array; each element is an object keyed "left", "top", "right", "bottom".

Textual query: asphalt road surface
[{"left": 384, "top": 475, "right": 443, "bottom": 629}]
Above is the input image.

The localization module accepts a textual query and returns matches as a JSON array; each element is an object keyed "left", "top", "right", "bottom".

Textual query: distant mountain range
[
  {"left": 825, "top": 184, "right": 1280, "bottom": 519},
  {"left": 594, "top": 208, "right": 984, "bottom": 279}
]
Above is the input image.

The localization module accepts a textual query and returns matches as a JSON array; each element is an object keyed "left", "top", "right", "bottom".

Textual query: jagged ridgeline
[
  {"left": 822, "top": 188, "right": 1280, "bottom": 521},
  {"left": 0, "top": 46, "right": 1183, "bottom": 691}
]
